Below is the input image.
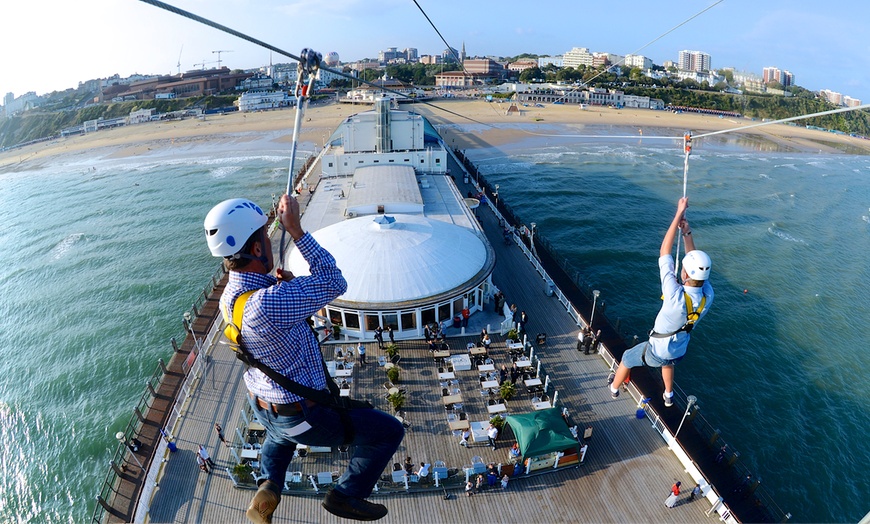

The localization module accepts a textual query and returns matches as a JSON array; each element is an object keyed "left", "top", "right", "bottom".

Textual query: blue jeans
[{"left": 248, "top": 396, "right": 404, "bottom": 498}]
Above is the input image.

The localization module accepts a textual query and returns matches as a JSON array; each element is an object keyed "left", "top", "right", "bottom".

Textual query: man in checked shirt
[{"left": 205, "top": 194, "right": 404, "bottom": 523}]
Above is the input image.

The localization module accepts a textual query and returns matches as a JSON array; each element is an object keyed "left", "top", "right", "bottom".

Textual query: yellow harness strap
[
  {"left": 684, "top": 292, "right": 707, "bottom": 325},
  {"left": 222, "top": 290, "right": 256, "bottom": 347}
]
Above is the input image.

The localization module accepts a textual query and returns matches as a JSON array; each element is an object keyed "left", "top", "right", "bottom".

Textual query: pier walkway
[{"left": 134, "top": 181, "right": 718, "bottom": 523}]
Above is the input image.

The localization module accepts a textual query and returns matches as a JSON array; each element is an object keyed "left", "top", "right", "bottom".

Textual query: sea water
[
  {"left": 0, "top": 138, "right": 297, "bottom": 523},
  {"left": 463, "top": 126, "right": 870, "bottom": 524},
  {"left": 0, "top": 127, "right": 867, "bottom": 523}
]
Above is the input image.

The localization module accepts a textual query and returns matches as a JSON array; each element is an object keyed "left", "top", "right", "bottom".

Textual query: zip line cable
[
  {"left": 692, "top": 102, "right": 870, "bottom": 139},
  {"left": 411, "top": 0, "right": 469, "bottom": 77},
  {"left": 137, "top": 0, "right": 494, "bottom": 128},
  {"left": 674, "top": 134, "right": 692, "bottom": 273}
]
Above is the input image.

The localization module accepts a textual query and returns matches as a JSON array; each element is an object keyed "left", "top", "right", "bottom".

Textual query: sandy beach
[{"left": 2, "top": 99, "right": 868, "bottom": 170}]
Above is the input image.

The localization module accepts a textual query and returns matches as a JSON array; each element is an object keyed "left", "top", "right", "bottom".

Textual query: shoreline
[{"left": 2, "top": 99, "right": 869, "bottom": 170}]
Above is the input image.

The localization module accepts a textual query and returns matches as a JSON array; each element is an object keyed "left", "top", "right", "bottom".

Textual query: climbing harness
[
  {"left": 222, "top": 288, "right": 372, "bottom": 445},
  {"left": 649, "top": 291, "right": 708, "bottom": 338}
]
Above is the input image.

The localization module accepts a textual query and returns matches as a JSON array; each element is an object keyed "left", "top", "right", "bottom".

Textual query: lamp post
[
  {"left": 589, "top": 290, "right": 601, "bottom": 329},
  {"left": 183, "top": 312, "right": 202, "bottom": 353},
  {"left": 674, "top": 395, "right": 697, "bottom": 439},
  {"left": 116, "top": 431, "right": 143, "bottom": 469}
]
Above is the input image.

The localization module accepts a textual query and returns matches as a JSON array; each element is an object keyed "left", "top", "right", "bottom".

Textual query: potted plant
[
  {"left": 489, "top": 414, "right": 506, "bottom": 433},
  {"left": 387, "top": 390, "right": 406, "bottom": 412},
  {"left": 499, "top": 381, "right": 517, "bottom": 401},
  {"left": 386, "top": 365, "right": 400, "bottom": 384},
  {"left": 331, "top": 322, "right": 342, "bottom": 339},
  {"left": 506, "top": 328, "right": 519, "bottom": 342},
  {"left": 384, "top": 343, "right": 399, "bottom": 359},
  {"left": 232, "top": 462, "right": 254, "bottom": 485}
]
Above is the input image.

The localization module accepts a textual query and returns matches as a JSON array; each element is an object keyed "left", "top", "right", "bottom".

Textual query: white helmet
[
  {"left": 204, "top": 198, "right": 268, "bottom": 257},
  {"left": 682, "top": 250, "right": 712, "bottom": 281}
]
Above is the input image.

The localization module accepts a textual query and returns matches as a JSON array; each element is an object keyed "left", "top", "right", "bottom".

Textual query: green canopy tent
[{"left": 506, "top": 408, "right": 579, "bottom": 458}]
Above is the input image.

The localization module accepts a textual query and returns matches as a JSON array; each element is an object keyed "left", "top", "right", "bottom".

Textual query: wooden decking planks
[{"left": 134, "top": 151, "right": 718, "bottom": 523}]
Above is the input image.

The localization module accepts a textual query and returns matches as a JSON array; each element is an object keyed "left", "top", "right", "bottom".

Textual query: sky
[{"left": 2, "top": 0, "right": 869, "bottom": 104}]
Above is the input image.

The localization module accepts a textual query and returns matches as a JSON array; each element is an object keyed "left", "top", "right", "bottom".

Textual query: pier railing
[
  {"left": 91, "top": 262, "right": 228, "bottom": 524},
  {"left": 452, "top": 147, "right": 789, "bottom": 524}
]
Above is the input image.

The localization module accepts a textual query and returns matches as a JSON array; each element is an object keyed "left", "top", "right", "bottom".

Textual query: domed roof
[{"left": 287, "top": 214, "right": 489, "bottom": 307}]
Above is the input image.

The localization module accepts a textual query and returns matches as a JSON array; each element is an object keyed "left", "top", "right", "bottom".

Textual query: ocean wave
[
  {"left": 768, "top": 225, "right": 806, "bottom": 244},
  {"left": 210, "top": 166, "right": 243, "bottom": 179},
  {"left": 49, "top": 233, "right": 84, "bottom": 260}
]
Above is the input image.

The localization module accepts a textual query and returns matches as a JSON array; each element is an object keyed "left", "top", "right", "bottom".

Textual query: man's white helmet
[
  {"left": 204, "top": 198, "right": 268, "bottom": 257},
  {"left": 682, "top": 250, "right": 712, "bottom": 281}
]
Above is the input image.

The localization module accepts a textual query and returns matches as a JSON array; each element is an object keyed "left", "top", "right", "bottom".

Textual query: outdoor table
[
  {"left": 470, "top": 421, "right": 489, "bottom": 442},
  {"left": 507, "top": 342, "right": 524, "bottom": 352},
  {"left": 340, "top": 389, "right": 350, "bottom": 397},
  {"left": 433, "top": 350, "right": 450, "bottom": 359},
  {"left": 248, "top": 421, "right": 265, "bottom": 432},
  {"left": 481, "top": 380, "right": 499, "bottom": 389},
  {"left": 240, "top": 448, "right": 259, "bottom": 460},
  {"left": 388, "top": 387, "right": 400, "bottom": 396},
  {"left": 335, "top": 368, "right": 352, "bottom": 377},
  {"left": 442, "top": 394, "right": 463, "bottom": 405},
  {"left": 438, "top": 371, "right": 456, "bottom": 380},
  {"left": 478, "top": 364, "right": 495, "bottom": 372},
  {"left": 533, "top": 401, "right": 552, "bottom": 410},
  {"left": 450, "top": 354, "right": 472, "bottom": 371},
  {"left": 449, "top": 419, "right": 470, "bottom": 431},
  {"left": 524, "top": 378, "right": 542, "bottom": 387},
  {"left": 487, "top": 403, "right": 507, "bottom": 414},
  {"left": 469, "top": 347, "right": 487, "bottom": 356},
  {"left": 516, "top": 359, "right": 532, "bottom": 368}
]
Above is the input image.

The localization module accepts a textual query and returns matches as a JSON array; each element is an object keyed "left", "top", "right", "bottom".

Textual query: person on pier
[
  {"left": 205, "top": 195, "right": 403, "bottom": 522},
  {"left": 607, "top": 197, "right": 713, "bottom": 407}
]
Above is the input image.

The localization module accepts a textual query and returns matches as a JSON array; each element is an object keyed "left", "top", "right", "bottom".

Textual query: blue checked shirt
[{"left": 221, "top": 233, "right": 347, "bottom": 404}]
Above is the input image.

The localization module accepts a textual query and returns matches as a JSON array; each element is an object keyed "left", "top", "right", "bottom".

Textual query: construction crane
[
  {"left": 212, "top": 49, "right": 233, "bottom": 69},
  {"left": 176, "top": 45, "right": 184, "bottom": 75},
  {"left": 193, "top": 59, "right": 219, "bottom": 70}
]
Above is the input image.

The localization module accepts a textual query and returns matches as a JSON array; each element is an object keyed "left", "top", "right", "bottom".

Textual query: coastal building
[
  {"left": 517, "top": 86, "right": 624, "bottom": 107},
  {"left": 101, "top": 68, "right": 254, "bottom": 101},
  {"left": 344, "top": 76, "right": 426, "bottom": 103},
  {"left": 844, "top": 96, "right": 863, "bottom": 107},
  {"left": 434, "top": 71, "right": 476, "bottom": 88},
  {"left": 762, "top": 66, "right": 794, "bottom": 87},
  {"left": 537, "top": 56, "right": 564, "bottom": 68},
  {"left": 129, "top": 108, "right": 156, "bottom": 124},
  {"left": 240, "top": 73, "right": 273, "bottom": 90},
  {"left": 237, "top": 90, "right": 294, "bottom": 112},
  {"left": 624, "top": 54, "right": 653, "bottom": 69},
  {"left": 442, "top": 46, "right": 461, "bottom": 63},
  {"left": 507, "top": 59, "right": 539, "bottom": 73},
  {"left": 348, "top": 61, "right": 381, "bottom": 72},
  {"left": 463, "top": 58, "right": 505, "bottom": 77},
  {"left": 623, "top": 94, "right": 664, "bottom": 110},
  {"left": 593, "top": 52, "right": 624, "bottom": 68},
  {"left": 563, "top": 47, "right": 594, "bottom": 68},
  {"left": 821, "top": 89, "right": 843, "bottom": 105},
  {"left": 292, "top": 100, "right": 495, "bottom": 340},
  {"left": 678, "top": 50, "right": 711, "bottom": 72},
  {"left": 2, "top": 91, "right": 39, "bottom": 115}
]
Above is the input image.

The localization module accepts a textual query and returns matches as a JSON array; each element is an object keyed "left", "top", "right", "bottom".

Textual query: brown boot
[
  {"left": 246, "top": 480, "right": 281, "bottom": 524},
  {"left": 322, "top": 488, "right": 388, "bottom": 521}
]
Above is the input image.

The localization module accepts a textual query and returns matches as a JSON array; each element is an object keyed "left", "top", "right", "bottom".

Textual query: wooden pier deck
[{"left": 136, "top": 178, "right": 717, "bottom": 523}]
